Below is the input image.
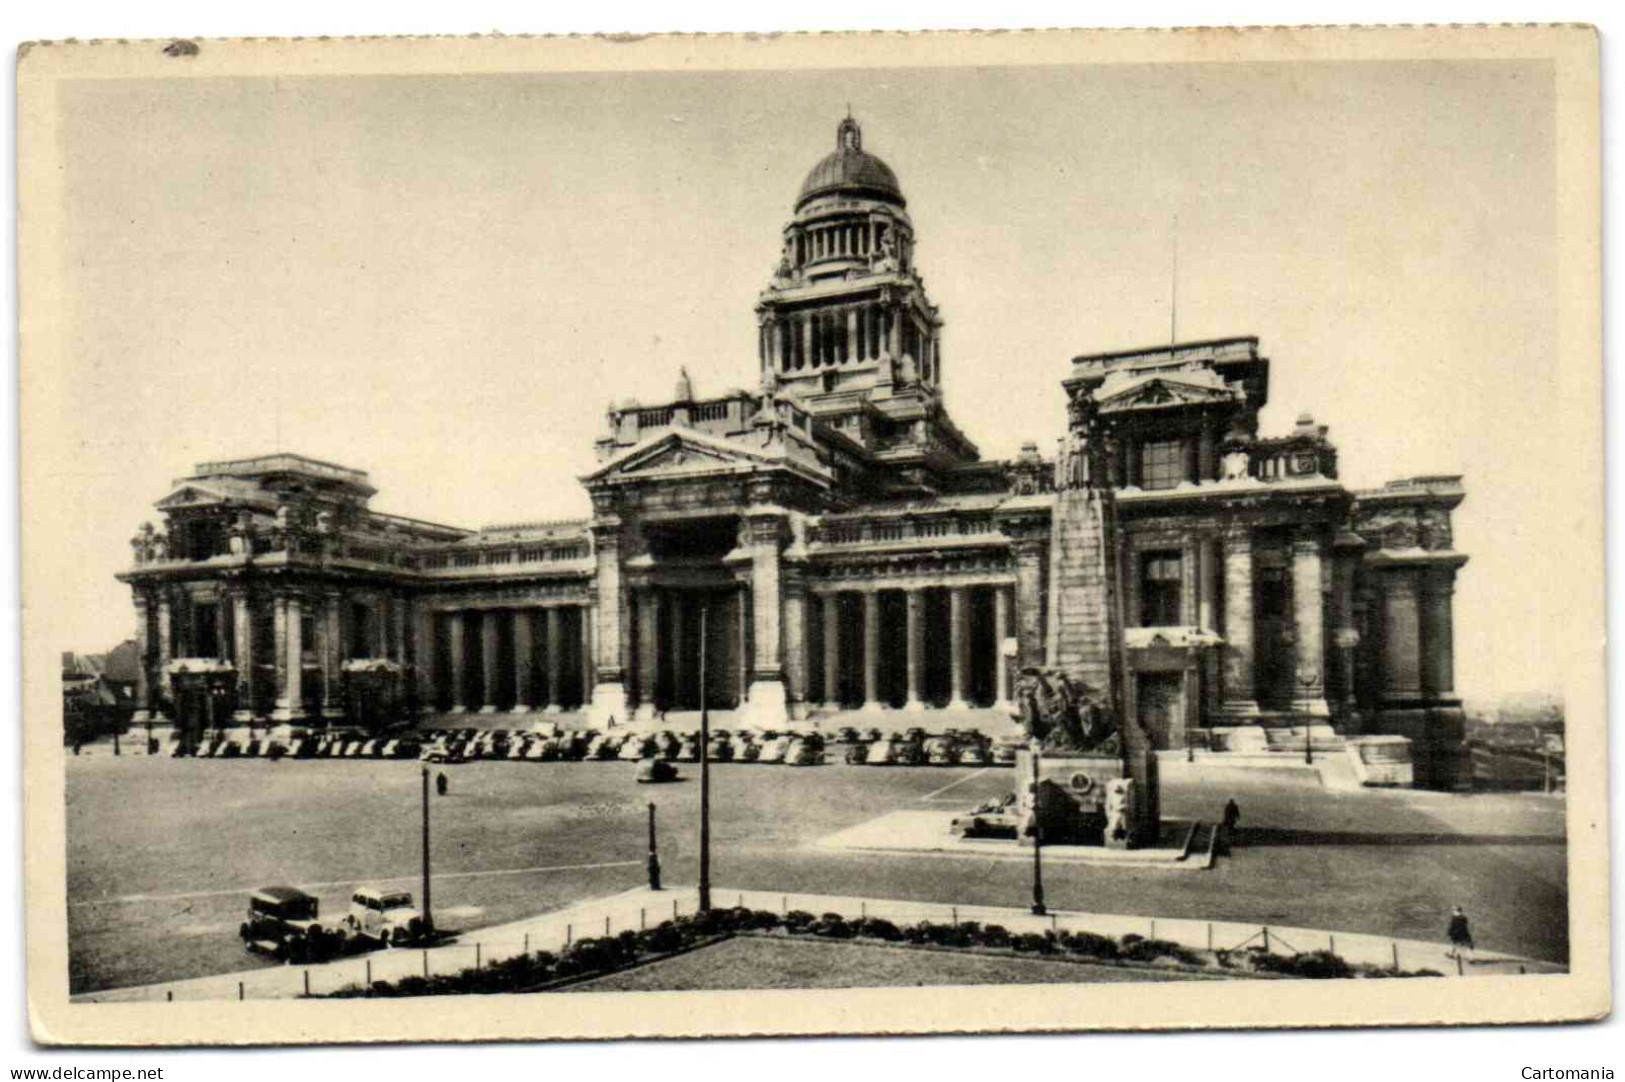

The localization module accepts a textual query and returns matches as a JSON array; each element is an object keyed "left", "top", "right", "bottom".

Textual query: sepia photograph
[{"left": 16, "top": 25, "right": 1607, "bottom": 1044}]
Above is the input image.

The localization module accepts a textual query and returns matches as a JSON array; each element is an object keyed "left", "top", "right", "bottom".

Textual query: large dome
[{"left": 795, "top": 117, "right": 905, "bottom": 210}]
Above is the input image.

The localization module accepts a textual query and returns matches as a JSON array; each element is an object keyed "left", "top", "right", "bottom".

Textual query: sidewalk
[{"left": 73, "top": 883, "right": 1560, "bottom": 1002}]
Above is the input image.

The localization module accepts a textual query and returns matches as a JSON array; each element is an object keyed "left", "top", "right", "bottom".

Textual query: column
[
  {"left": 861, "top": 590, "right": 882, "bottom": 712},
  {"left": 947, "top": 586, "right": 971, "bottom": 711},
  {"left": 586, "top": 519, "right": 628, "bottom": 727},
  {"left": 545, "top": 606, "right": 564, "bottom": 714},
  {"left": 1380, "top": 569, "right": 1424, "bottom": 701},
  {"left": 511, "top": 609, "right": 534, "bottom": 713},
  {"left": 846, "top": 309, "right": 859, "bottom": 366},
  {"left": 318, "top": 591, "right": 342, "bottom": 720},
  {"left": 273, "top": 594, "right": 304, "bottom": 721},
  {"left": 416, "top": 604, "right": 438, "bottom": 715},
  {"left": 888, "top": 304, "right": 902, "bottom": 358},
  {"left": 131, "top": 595, "right": 153, "bottom": 723},
  {"left": 635, "top": 590, "right": 660, "bottom": 721},
  {"left": 742, "top": 512, "right": 789, "bottom": 727},
  {"left": 903, "top": 589, "right": 926, "bottom": 711},
  {"left": 1011, "top": 539, "right": 1046, "bottom": 671},
  {"left": 1197, "top": 535, "right": 1219, "bottom": 631},
  {"left": 392, "top": 599, "right": 407, "bottom": 664},
  {"left": 784, "top": 569, "right": 808, "bottom": 721},
  {"left": 156, "top": 593, "right": 174, "bottom": 712},
  {"left": 736, "top": 587, "right": 750, "bottom": 707},
  {"left": 800, "top": 316, "right": 812, "bottom": 371},
  {"left": 994, "top": 586, "right": 1013, "bottom": 708},
  {"left": 822, "top": 593, "right": 842, "bottom": 711},
  {"left": 670, "top": 595, "right": 687, "bottom": 709},
  {"left": 447, "top": 610, "right": 467, "bottom": 713},
  {"left": 1221, "top": 526, "right": 1259, "bottom": 716},
  {"left": 579, "top": 605, "right": 595, "bottom": 709},
  {"left": 373, "top": 597, "right": 388, "bottom": 658},
  {"left": 230, "top": 591, "right": 255, "bottom": 720},
  {"left": 1290, "top": 530, "right": 1329, "bottom": 716},
  {"left": 478, "top": 610, "right": 500, "bottom": 712}
]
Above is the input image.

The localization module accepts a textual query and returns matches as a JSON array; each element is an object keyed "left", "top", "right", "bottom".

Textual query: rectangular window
[
  {"left": 1140, "top": 551, "right": 1183, "bottom": 627},
  {"left": 1140, "top": 439, "right": 1185, "bottom": 490}
]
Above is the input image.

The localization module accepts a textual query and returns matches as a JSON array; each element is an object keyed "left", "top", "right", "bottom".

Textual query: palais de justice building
[{"left": 117, "top": 116, "right": 1470, "bottom": 784}]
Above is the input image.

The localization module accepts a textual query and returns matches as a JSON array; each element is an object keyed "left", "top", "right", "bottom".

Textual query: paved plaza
[{"left": 66, "top": 744, "right": 1568, "bottom": 996}]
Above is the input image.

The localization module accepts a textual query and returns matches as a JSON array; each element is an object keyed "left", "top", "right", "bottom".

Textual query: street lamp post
[
  {"left": 647, "top": 801, "right": 662, "bottom": 891},
  {"left": 698, "top": 601, "right": 712, "bottom": 914},
  {"left": 420, "top": 766, "right": 434, "bottom": 936},
  {"left": 1029, "top": 740, "right": 1047, "bottom": 916}
]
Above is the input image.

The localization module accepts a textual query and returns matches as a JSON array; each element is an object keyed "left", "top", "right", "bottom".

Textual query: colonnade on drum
[
  {"left": 808, "top": 583, "right": 1015, "bottom": 713},
  {"left": 431, "top": 606, "right": 594, "bottom": 715}
]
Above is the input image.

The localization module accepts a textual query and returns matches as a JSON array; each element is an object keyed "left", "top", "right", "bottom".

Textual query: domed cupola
[{"left": 795, "top": 116, "right": 906, "bottom": 211}]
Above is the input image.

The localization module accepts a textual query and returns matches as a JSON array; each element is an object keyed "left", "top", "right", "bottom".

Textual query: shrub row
[{"left": 318, "top": 906, "right": 1431, "bottom": 997}]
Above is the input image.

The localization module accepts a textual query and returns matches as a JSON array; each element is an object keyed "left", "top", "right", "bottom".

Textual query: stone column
[
  {"left": 447, "top": 610, "right": 467, "bottom": 713},
  {"left": 994, "top": 586, "right": 1013, "bottom": 708},
  {"left": 670, "top": 594, "right": 687, "bottom": 709},
  {"left": 1291, "top": 530, "right": 1330, "bottom": 716},
  {"left": 1221, "top": 526, "right": 1259, "bottom": 716},
  {"left": 416, "top": 604, "right": 437, "bottom": 715},
  {"left": 846, "top": 309, "right": 859, "bottom": 366},
  {"left": 635, "top": 590, "right": 660, "bottom": 722},
  {"left": 783, "top": 568, "right": 809, "bottom": 721},
  {"left": 392, "top": 599, "right": 407, "bottom": 665},
  {"left": 156, "top": 593, "right": 174, "bottom": 710},
  {"left": 742, "top": 512, "right": 789, "bottom": 728},
  {"left": 273, "top": 594, "right": 304, "bottom": 721},
  {"left": 735, "top": 588, "right": 750, "bottom": 707},
  {"left": 1380, "top": 569, "right": 1424, "bottom": 701},
  {"left": 318, "top": 591, "right": 342, "bottom": 721},
  {"left": 131, "top": 594, "right": 154, "bottom": 723},
  {"left": 373, "top": 597, "right": 388, "bottom": 659},
  {"left": 579, "top": 605, "right": 595, "bottom": 709},
  {"left": 861, "top": 590, "right": 883, "bottom": 712},
  {"left": 479, "top": 611, "right": 500, "bottom": 713},
  {"left": 1197, "top": 535, "right": 1219, "bottom": 631},
  {"left": 947, "top": 586, "right": 971, "bottom": 711},
  {"left": 888, "top": 304, "right": 902, "bottom": 358},
  {"left": 586, "top": 518, "right": 629, "bottom": 727},
  {"left": 230, "top": 591, "right": 255, "bottom": 720},
  {"left": 511, "top": 609, "right": 534, "bottom": 713},
  {"left": 822, "top": 593, "right": 842, "bottom": 711},
  {"left": 800, "top": 316, "right": 812, "bottom": 371},
  {"left": 903, "top": 589, "right": 926, "bottom": 711},
  {"left": 545, "top": 606, "right": 564, "bottom": 714}
]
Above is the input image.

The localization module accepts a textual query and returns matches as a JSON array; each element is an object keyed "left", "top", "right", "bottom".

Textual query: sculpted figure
[
  {"left": 1012, "top": 667, "right": 1118, "bottom": 753},
  {"left": 1221, "top": 447, "right": 1251, "bottom": 480},
  {"left": 1104, "top": 778, "right": 1136, "bottom": 845}
]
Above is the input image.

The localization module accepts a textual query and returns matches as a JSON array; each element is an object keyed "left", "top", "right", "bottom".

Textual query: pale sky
[{"left": 51, "top": 59, "right": 1564, "bottom": 700}]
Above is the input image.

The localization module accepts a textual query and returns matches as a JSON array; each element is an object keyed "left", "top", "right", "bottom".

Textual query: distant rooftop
[{"left": 185, "top": 453, "right": 377, "bottom": 498}]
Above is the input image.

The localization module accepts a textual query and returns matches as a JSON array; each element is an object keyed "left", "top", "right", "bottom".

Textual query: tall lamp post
[
  {"left": 420, "top": 766, "right": 435, "bottom": 937},
  {"left": 698, "top": 601, "right": 712, "bottom": 914},
  {"left": 647, "top": 801, "right": 662, "bottom": 891},
  {"left": 1029, "top": 740, "right": 1047, "bottom": 916}
]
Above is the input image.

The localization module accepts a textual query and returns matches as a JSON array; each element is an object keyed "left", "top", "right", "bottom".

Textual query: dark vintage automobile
[
  {"left": 240, "top": 886, "right": 341, "bottom": 963},
  {"left": 636, "top": 759, "right": 680, "bottom": 783}
]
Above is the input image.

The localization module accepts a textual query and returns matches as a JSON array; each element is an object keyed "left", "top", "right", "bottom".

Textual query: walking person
[
  {"left": 1220, "top": 797, "right": 1241, "bottom": 855},
  {"left": 436, "top": 770, "right": 449, "bottom": 797},
  {"left": 1447, "top": 906, "right": 1474, "bottom": 961}
]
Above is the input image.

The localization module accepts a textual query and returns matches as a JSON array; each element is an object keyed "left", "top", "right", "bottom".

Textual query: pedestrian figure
[
  {"left": 436, "top": 771, "right": 448, "bottom": 797},
  {"left": 71, "top": 740, "right": 82, "bottom": 756},
  {"left": 1220, "top": 797, "right": 1241, "bottom": 854},
  {"left": 1447, "top": 906, "right": 1474, "bottom": 960}
]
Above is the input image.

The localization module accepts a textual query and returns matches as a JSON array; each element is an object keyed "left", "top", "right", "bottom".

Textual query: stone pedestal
[
  {"left": 738, "top": 676, "right": 790, "bottom": 730},
  {"left": 1014, "top": 747, "right": 1159, "bottom": 849},
  {"left": 586, "top": 681, "right": 630, "bottom": 729}
]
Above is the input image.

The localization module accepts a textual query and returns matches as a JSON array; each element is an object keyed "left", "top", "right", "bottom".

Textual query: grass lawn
[
  {"left": 65, "top": 749, "right": 1567, "bottom": 994},
  {"left": 564, "top": 934, "right": 1197, "bottom": 991}
]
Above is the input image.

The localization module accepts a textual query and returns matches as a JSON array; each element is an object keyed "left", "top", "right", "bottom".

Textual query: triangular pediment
[
  {"left": 583, "top": 430, "right": 779, "bottom": 485},
  {"left": 1097, "top": 375, "right": 1238, "bottom": 412},
  {"left": 155, "top": 483, "right": 233, "bottom": 509}
]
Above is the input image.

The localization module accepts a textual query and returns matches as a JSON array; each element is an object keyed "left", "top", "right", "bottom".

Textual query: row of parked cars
[
  {"left": 177, "top": 731, "right": 425, "bottom": 760},
  {"left": 840, "top": 727, "right": 1012, "bottom": 766},
  {"left": 240, "top": 884, "right": 429, "bottom": 963},
  {"left": 418, "top": 727, "right": 830, "bottom": 766}
]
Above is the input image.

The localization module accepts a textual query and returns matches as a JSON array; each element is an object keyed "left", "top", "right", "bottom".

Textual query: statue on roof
[{"left": 674, "top": 367, "right": 694, "bottom": 403}]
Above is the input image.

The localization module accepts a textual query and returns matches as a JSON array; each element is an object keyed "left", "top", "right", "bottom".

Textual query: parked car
[
  {"left": 656, "top": 731, "right": 683, "bottom": 760},
  {"left": 419, "top": 739, "right": 464, "bottom": 764},
  {"left": 636, "top": 759, "right": 680, "bottom": 783},
  {"left": 991, "top": 739, "right": 1021, "bottom": 766},
  {"left": 836, "top": 726, "right": 861, "bottom": 744},
  {"left": 344, "top": 886, "right": 428, "bottom": 947},
  {"left": 729, "top": 733, "right": 758, "bottom": 761},
  {"left": 956, "top": 740, "right": 993, "bottom": 766},
  {"left": 844, "top": 742, "right": 872, "bottom": 764},
  {"left": 677, "top": 735, "right": 702, "bottom": 762},
  {"left": 785, "top": 737, "right": 824, "bottom": 766},
  {"left": 708, "top": 733, "right": 736, "bottom": 762},
  {"left": 619, "top": 734, "right": 656, "bottom": 761},
  {"left": 240, "top": 886, "right": 340, "bottom": 963},
  {"left": 758, "top": 734, "right": 791, "bottom": 764},
  {"left": 924, "top": 736, "right": 957, "bottom": 765}
]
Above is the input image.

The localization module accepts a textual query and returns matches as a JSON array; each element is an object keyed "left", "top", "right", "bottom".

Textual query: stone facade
[{"left": 115, "top": 116, "right": 1470, "bottom": 784}]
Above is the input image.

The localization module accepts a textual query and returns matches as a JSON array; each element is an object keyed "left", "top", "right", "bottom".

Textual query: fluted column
[
  {"left": 800, "top": 316, "right": 812, "bottom": 371},
  {"left": 156, "top": 593, "right": 174, "bottom": 712},
  {"left": 994, "top": 586, "right": 1013, "bottom": 708},
  {"left": 273, "top": 594, "right": 304, "bottom": 721},
  {"left": 318, "top": 591, "right": 342, "bottom": 720},
  {"left": 861, "top": 590, "right": 883, "bottom": 712},
  {"left": 479, "top": 611, "right": 500, "bottom": 713},
  {"left": 447, "top": 610, "right": 467, "bottom": 713},
  {"left": 229, "top": 591, "right": 255, "bottom": 720},
  {"left": 131, "top": 595, "right": 154, "bottom": 723},
  {"left": 822, "top": 593, "right": 842, "bottom": 711},
  {"left": 670, "top": 595, "right": 687, "bottom": 709},
  {"left": 635, "top": 590, "right": 660, "bottom": 721},
  {"left": 1291, "top": 530, "right": 1330, "bottom": 716},
  {"left": 416, "top": 605, "right": 437, "bottom": 715},
  {"left": 784, "top": 568, "right": 808, "bottom": 720},
  {"left": 846, "top": 309, "right": 859, "bottom": 366},
  {"left": 1198, "top": 535, "right": 1219, "bottom": 631},
  {"left": 545, "top": 606, "right": 564, "bottom": 714},
  {"left": 947, "top": 586, "right": 970, "bottom": 711},
  {"left": 1221, "top": 526, "right": 1259, "bottom": 716},
  {"left": 511, "top": 610, "right": 534, "bottom": 713},
  {"left": 904, "top": 589, "right": 926, "bottom": 711},
  {"left": 888, "top": 304, "right": 902, "bottom": 358},
  {"left": 579, "top": 605, "right": 594, "bottom": 709}
]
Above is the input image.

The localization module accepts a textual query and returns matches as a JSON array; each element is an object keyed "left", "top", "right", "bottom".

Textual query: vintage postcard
[{"left": 18, "top": 25, "right": 1606, "bottom": 1044}]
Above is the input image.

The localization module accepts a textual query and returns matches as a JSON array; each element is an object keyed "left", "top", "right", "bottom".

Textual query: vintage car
[
  {"left": 904, "top": 726, "right": 928, "bottom": 744},
  {"left": 924, "top": 736, "right": 958, "bottom": 765},
  {"left": 894, "top": 738, "right": 927, "bottom": 767},
  {"left": 728, "top": 733, "right": 759, "bottom": 761},
  {"left": 956, "top": 740, "right": 993, "bottom": 766},
  {"left": 676, "top": 735, "right": 702, "bottom": 762},
  {"left": 241, "top": 886, "right": 340, "bottom": 963},
  {"left": 619, "top": 734, "right": 656, "bottom": 761},
  {"left": 835, "top": 726, "right": 861, "bottom": 744},
  {"left": 505, "top": 735, "right": 530, "bottom": 759},
  {"left": 948, "top": 794, "right": 1020, "bottom": 840},
  {"left": 287, "top": 736, "right": 314, "bottom": 759},
  {"left": 991, "top": 739, "right": 1022, "bottom": 765},
  {"left": 785, "top": 737, "right": 824, "bottom": 766},
  {"left": 591, "top": 734, "right": 627, "bottom": 760},
  {"left": 560, "top": 731, "right": 594, "bottom": 760},
  {"left": 756, "top": 734, "right": 791, "bottom": 764},
  {"left": 655, "top": 731, "right": 683, "bottom": 760},
  {"left": 844, "top": 742, "right": 871, "bottom": 764},
  {"left": 344, "top": 886, "right": 428, "bottom": 947},
  {"left": 419, "top": 739, "right": 465, "bottom": 764},
  {"left": 862, "top": 727, "right": 884, "bottom": 744},
  {"left": 636, "top": 759, "right": 680, "bottom": 784},
  {"left": 359, "top": 739, "right": 383, "bottom": 758},
  {"left": 708, "top": 733, "right": 736, "bottom": 762}
]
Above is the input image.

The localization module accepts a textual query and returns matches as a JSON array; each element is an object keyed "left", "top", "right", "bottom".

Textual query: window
[
  {"left": 1140, "top": 439, "right": 1185, "bottom": 490},
  {"left": 1140, "top": 551, "right": 1183, "bottom": 627}
]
